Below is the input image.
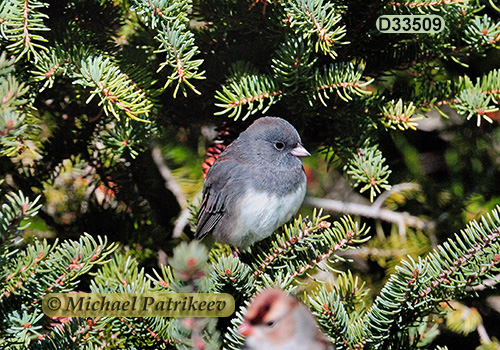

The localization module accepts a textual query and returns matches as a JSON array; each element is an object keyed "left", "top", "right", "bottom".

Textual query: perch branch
[{"left": 304, "top": 196, "right": 435, "bottom": 235}]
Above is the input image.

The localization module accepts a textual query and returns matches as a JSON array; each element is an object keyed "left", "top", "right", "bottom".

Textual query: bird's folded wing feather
[{"left": 195, "top": 159, "right": 238, "bottom": 240}]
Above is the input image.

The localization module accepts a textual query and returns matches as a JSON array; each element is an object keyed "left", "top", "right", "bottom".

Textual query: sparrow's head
[{"left": 239, "top": 288, "right": 299, "bottom": 343}]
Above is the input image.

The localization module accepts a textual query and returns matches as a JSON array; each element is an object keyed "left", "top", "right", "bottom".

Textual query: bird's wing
[
  {"left": 195, "top": 159, "right": 237, "bottom": 240},
  {"left": 316, "top": 330, "right": 336, "bottom": 350}
]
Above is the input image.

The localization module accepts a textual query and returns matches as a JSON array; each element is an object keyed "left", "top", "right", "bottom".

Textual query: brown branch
[
  {"left": 151, "top": 145, "right": 187, "bottom": 210},
  {"left": 314, "top": 81, "right": 360, "bottom": 92},
  {"left": 150, "top": 145, "right": 194, "bottom": 237},
  {"left": 291, "top": 230, "right": 351, "bottom": 278},
  {"left": 119, "top": 317, "right": 179, "bottom": 345},
  {"left": 477, "top": 323, "right": 492, "bottom": 343},
  {"left": 468, "top": 273, "right": 500, "bottom": 291},
  {"left": 173, "top": 193, "right": 201, "bottom": 238},
  {"left": 228, "top": 90, "right": 282, "bottom": 107},
  {"left": 253, "top": 221, "right": 333, "bottom": 276},
  {"left": 44, "top": 63, "right": 60, "bottom": 78},
  {"left": 176, "top": 55, "right": 185, "bottom": 82},
  {"left": 420, "top": 86, "right": 500, "bottom": 110},
  {"left": 23, "top": 1, "right": 31, "bottom": 49},
  {"left": 304, "top": 196, "right": 435, "bottom": 236},
  {"left": 303, "top": 8, "right": 333, "bottom": 45}
]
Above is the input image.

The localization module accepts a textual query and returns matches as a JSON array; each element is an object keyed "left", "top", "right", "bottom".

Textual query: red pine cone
[
  {"left": 202, "top": 121, "right": 249, "bottom": 178},
  {"left": 202, "top": 143, "right": 226, "bottom": 178}
]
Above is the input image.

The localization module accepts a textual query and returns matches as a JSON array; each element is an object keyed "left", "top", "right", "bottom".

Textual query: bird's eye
[
  {"left": 266, "top": 321, "right": 276, "bottom": 327},
  {"left": 274, "top": 141, "right": 285, "bottom": 150}
]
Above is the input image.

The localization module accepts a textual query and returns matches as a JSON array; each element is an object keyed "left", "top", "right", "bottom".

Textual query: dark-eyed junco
[
  {"left": 195, "top": 117, "right": 310, "bottom": 248},
  {"left": 239, "top": 288, "right": 335, "bottom": 350}
]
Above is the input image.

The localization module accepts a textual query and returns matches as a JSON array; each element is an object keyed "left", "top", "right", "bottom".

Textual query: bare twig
[
  {"left": 477, "top": 323, "right": 491, "bottom": 343},
  {"left": 173, "top": 205, "right": 193, "bottom": 238},
  {"left": 372, "top": 182, "right": 421, "bottom": 210},
  {"left": 152, "top": 145, "right": 195, "bottom": 238},
  {"left": 173, "top": 191, "right": 202, "bottom": 238},
  {"left": 468, "top": 273, "right": 500, "bottom": 291},
  {"left": 151, "top": 145, "right": 187, "bottom": 209},
  {"left": 304, "top": 196, "right": 435, "bottom": 235}
]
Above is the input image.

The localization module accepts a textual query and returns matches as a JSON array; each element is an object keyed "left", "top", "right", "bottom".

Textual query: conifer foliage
[{"left": 0, "top": 0, "right": 500, "bottom": 349}]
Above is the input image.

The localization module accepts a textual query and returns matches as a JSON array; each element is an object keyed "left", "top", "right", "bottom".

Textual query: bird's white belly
[
  {"left": 247, "top": 339, "right": 326, "bottom": 350},
  {"left": 231, "top": 182, "right": 306, "bottom": 248}
]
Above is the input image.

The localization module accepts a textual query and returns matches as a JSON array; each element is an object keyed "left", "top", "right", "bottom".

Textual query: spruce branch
[
  {"left": 104, "top": 316, "right": 174, "bottom": 348},
  {"left": 1, "top": 1, "right": 499, "bottom": 349},
  {"left": 0, "top": 234, "right": 116, "bottom": 347},
  {"left": 271, "top": 34, "right": 318, "bottom": 90},
  {"left": 344, "top": 143, "right": 392, "bottom": 202},
  {"left": 30, "top": 317, "right": 95, "bottom": 349},
  {"left": 364, "top": 206, "right": 500, "bottom": 349},
  {"left": 453, "top": 69, "right": 500, "bottom": 126},
  {"left": 1, "top": 234, "right": 116, "bottom": 304},
  {"left": 308, "top": 61, "right": 373, "bottom": 105},
  {"left": 420, "top": 69, "right": 500, "bottom": 124},
  {"left": 463, "top": 14, "right": 500, "bottom": 48},
  {"left": 209, "top": 254, "right": 256, "bottom": 300},
  {"left": 310, "top": 272, "right": 369, "bottom": 348},
  {"left": 285, "top": 0, "right": 347, "bottom": 59},
  {"left": 133, "top": 0, "right": 205, "bottom": 97},
  {"left": 0, "top": 0, "right": 50, "bottom": 61},
  {"left": 0, "top": 52, "right": 28, "bottom": 110},
  {"left": 216, "top": 59, "right": 372, "bottom": 119},
  {"left": 0, "top": 190, "right": 41, "bottom": 245},
  {"left": 151, "top": 241, "right": 221, "bottom": 350},
  {"left": 468, "top": 273, "right": 500, "bottom": 291},
  {"left": 37, "top": 234, "right": 117, "bottom": 294},
  {"left": 238, "top": 210, "right": 370, "bottom": 279},
  {"left": 73, "top": 55, "right": 154, "bottom": 122},
  {"left": 101, "top": 118, "right": 156, "bottom": 158},
  {"left": 133, "top": 0, "right": 191, "bottom": 29},
  {"left": 381, "top": 99, "right": 423, "bottom": 131},
  {"left": 155, "top": 20, "right": 205, "bottom": 97},
  {"left": 388, "top": 0, "right": 466, "bottom": 11},
  {"left": 0, "top": 108, "right": 28, "bottom": 157},
  {"left": 4, "top": 308, "right": 44, "bottom": 345},
  {"left": 30, "top": 48, "right": 67, "bottom": 91},
  {"left": 215, "top": 63, "right": 283, "bottom": 120},
  {"left": 91, "top": 252, "right": 151, "bottom": 293},
  {"left": 224, "top": 307, "right": 247, "bottom": 350},
  {"left": 1, "top": 239, "right": 52, "bottom": 302},
  {"left": 90, "top": 254, "right": 180, "bottom": 348},
  {"left": 454, "top": 88, "right": 497, "bottom": 126},
  {"left": 489, "top": 0, "right": 500, "bottom": 12},
  {"left": 0, "top": 52, "right": 32, "bottom": 157}
]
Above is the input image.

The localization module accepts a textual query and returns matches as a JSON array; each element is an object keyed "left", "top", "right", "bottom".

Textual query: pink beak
[
  {"left": 239, "top": 322, "right": 254, "bottom": 336},
  {"left": 291, "top": 143, "right": 310, "bottom": 157}
]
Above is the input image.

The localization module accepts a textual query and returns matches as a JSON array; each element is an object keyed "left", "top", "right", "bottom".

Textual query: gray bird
[{"left": 195, "top": 117, "right": 310, "bottom": 248}]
